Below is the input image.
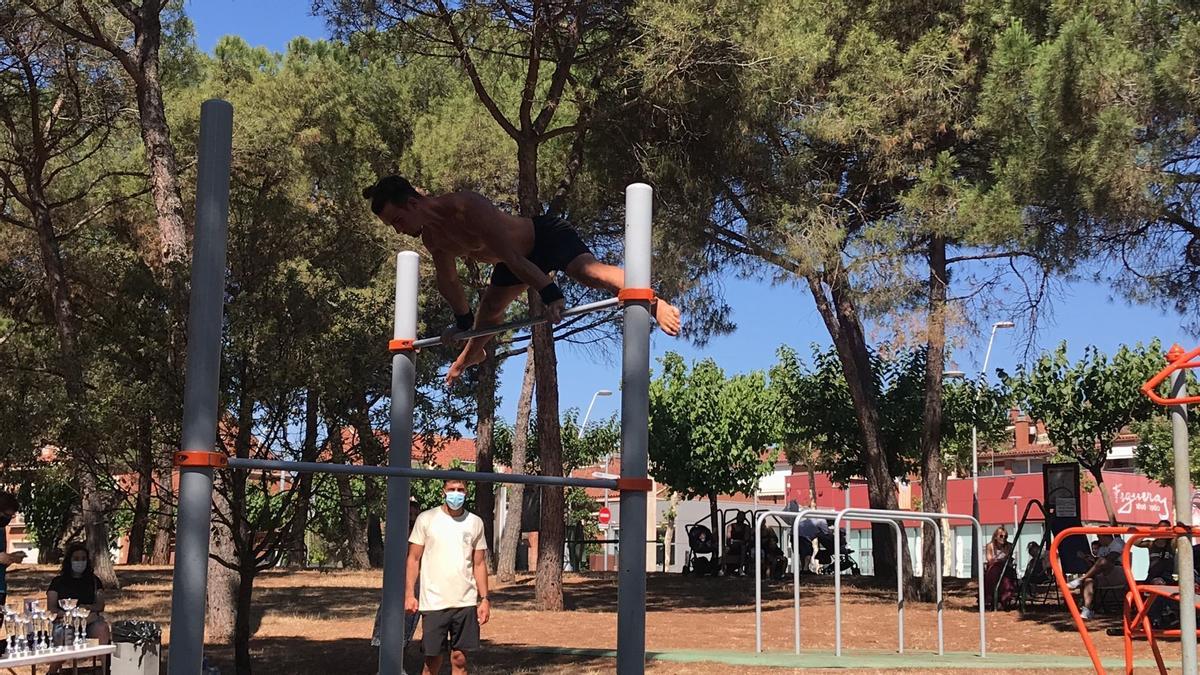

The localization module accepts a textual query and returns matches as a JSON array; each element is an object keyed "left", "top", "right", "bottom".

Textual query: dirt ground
[{"left": 1, "top": 566, "right": 1183, "bottom": 673}]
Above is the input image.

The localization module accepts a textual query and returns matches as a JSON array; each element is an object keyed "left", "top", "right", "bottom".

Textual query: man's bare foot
[
  {"left": 446, "top": 345, "right": 487, "bottom": 385},
  {"left": 654, "top": 300, "right": 682, "bottom": 336}
]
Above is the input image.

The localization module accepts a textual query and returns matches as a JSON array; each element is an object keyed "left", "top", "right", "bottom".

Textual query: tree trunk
[
  {"left": 367, "top": 517, "right": 384, "bottom": 567},
  {"left": 499, "top": 356, "right": 537, "bottom": 582},
  {"left": 662, "top": 492, "right": 681, "bottom": 570},
  {"left": 207, "top": 470, "right": 238, "bottom": 642},
  {"left": 1091, "top": 463, "right": 1119, "bottom": 524},
  {"left": 918, "top": 235, "right": 949, "bottom": 599},
  {"left": 129, "top": 17, "right": 188, "bottom": 269},
  {"left": 29, "top": 193, "right": 118, "bottom": 588},
  {"left": 805, "top": 272, "right": 908, "bottom": 584},
  {"left": 709, "top": 491, "right": 721, "bottom": 568},
  {"left": 150, "top": 434, "right": 175, "bottom": 565},
  {"left": 805, "top": 444, "right": 819, "bottom": 508},
  {"left": 328, "top": 419, "right": 370, "bottom": 569},
  {"left": 474, "top": 347, "right": 499, "bottom": 571},
  {"left": 233, "top": 560, "right": 255, "bottom": 675},
  {"left": 126, "top": 415, "right": 154, "bottom": 565},
  {"left": 149, "top": 477, "right": 174, "bottom": 564},
  {"left": 532, "top": 312, "right": 566, "bottom": 611},
  {"left": 286, "top": 391, "right": 320, "bottom": 568},
  {"left": 349, "top": 397, "right": 385, "bottom": 567}
]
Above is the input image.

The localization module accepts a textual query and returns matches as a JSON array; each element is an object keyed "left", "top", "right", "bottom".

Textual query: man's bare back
[
  {"left": 364, "top": 176, "right": 682, "bottom": 384},
  {"left": 415, "top": 192, "right": 535, "bottom": 265}
]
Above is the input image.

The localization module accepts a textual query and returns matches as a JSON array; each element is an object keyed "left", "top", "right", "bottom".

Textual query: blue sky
[{"left": 187, "top": 3, "right": 1198, "bottom": 427}]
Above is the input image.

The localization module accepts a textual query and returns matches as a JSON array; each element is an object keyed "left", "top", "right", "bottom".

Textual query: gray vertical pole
[
  {"left": 617, "top": 183, "right": 652, "bottom": 674},
  {"left": 1168, "top": 366, "right": 1198, "bottom": 675},
  {"left": 379, "top": 252, "right": 419, "bottom": 675},
  {"left": 167, "top": 99, "right": 233, "bottom": 675}
]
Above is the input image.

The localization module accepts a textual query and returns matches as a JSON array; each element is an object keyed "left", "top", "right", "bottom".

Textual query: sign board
[{"left": 598, "top": 507, "right": 612, "bottom": 525}]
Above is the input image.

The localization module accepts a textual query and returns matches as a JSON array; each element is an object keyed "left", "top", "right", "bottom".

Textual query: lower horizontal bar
[
  {"left": 413, "top": 297, "right": 620, "bottom": 349},
  {"left": 227, "top": 457, "right": 620, "bottom": 490}
]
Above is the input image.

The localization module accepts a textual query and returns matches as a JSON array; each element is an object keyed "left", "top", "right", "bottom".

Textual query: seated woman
[
  {"left": 984, "top": 526, "right": 1017, "bottom": 610},
  {"left": 47, "top": 543, "right": 110, "bottom": 652}
]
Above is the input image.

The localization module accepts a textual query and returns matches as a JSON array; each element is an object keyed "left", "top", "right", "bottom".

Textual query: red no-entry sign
[{"left": 598, "top": 507, "right": 612, "bottom": 525}]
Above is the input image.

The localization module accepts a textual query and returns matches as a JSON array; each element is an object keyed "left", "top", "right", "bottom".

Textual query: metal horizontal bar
[
  {"left": 227, "top": 457, "right": 619, "bottom": 490},
  {"left": 413, "top": 297, "right": 620, "bottom": 349}
]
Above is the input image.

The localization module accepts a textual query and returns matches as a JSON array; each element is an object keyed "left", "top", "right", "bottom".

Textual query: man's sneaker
[
  {"left": 1067, "top": 578, "right": 1083, "bottom": 591},
  {"left": 1080, "top": 607, "right": 1095, "bottom": 620}
]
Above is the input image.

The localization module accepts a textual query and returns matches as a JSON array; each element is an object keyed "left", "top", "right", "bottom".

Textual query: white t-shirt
[
  {"left": 796, "top": 518, "right": 831, "bottom": 540},
  {"left": 410, "top": 506, "right": 488, "bottom": 611},
  {"left": 1098, "top": 536, "right": 1126, "bottom": 565}
]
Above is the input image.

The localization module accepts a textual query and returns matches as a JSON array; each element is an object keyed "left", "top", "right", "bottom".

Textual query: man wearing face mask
[
  {"left": 406, "top": 470, "right": 489, "bottom": 675},
  {"left": 0, "top": 492, "right": 25, "bottom": 608}
]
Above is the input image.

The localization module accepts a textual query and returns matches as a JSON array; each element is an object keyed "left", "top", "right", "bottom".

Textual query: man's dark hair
[
  {"left": 444, "top": 466, "right": 469, "bottom": 488},
  {"left": 362, "top": 175, "right": 421, "bottom": 215},
  {"left": 0, "top": 492, "right": 19, "bottom": 513}
]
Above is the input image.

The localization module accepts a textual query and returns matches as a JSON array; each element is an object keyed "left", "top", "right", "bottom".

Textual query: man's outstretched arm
[{"left": 432, "top": 248, "right": 472, "bottom": 319}]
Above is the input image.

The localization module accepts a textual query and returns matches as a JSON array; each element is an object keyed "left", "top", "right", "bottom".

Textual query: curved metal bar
[
  {"left": 837, "top": 509, "right": 945, "bottom": 656},
  {"left": 413, "top": 297, "right": 620, "bottom": 349},
  {"left": 1049, "top": 524, "right": 1196, "bottom": 675},
  {"left": 839, "top": 508, "right": 984, "bottom": 657},
  {"left": 754, "top": 508, "right": 844, "bottom": 654},
  {"left": 834, "top": 511, "right": 907, "bottom": 656}
]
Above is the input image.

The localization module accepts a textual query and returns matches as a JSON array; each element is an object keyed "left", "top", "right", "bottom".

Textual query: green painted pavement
[{"left": 527, "top": 646, "right": 1161, "bottom": 670}]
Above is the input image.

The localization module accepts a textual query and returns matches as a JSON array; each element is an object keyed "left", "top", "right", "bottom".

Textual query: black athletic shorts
[
  {"left": 421, "top": 605, "right": 480, "bottom": 655},
  {"left": 490, "top": 214, "right": 592, "bottom": 286}
]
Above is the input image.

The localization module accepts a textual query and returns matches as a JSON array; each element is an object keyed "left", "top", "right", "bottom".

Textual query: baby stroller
[
  {"left": 815, "top": 530, "right": 861, "bottom": 576},
  {"left": 682, "top": 523, "right": 718, "bottom": 575}
]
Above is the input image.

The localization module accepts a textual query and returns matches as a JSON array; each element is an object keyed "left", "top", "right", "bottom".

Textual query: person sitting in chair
[
  {"left": 1068, "top": 532, "right": 1126, "bottom": 620},
  {"left": 47, "top": 543, "right": 109, "bottom": 672}
]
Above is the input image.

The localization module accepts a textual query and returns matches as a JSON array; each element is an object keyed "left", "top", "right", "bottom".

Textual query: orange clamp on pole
[
  {"left": 1141, "top": 344, "right": 1200, "bottom": 406},
  {"left": 616, "top": 477, "right": 654, "bottom": 492},
  {"left": 388, "top": 338, "right": 416, "bottom": 353},
  {"left": 617, "top": 288, "right": 655, "bottom": 304},
  {"left": 175, "top": 451, "right": 228, "bottom": 468}
]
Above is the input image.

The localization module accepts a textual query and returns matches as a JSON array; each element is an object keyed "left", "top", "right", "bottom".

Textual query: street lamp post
[
  {"left": 581, "top": 389, "right": 614, "bottom": 571},
  {"left": 971, "top": 321, "right": 1014, "bottom": 576}
]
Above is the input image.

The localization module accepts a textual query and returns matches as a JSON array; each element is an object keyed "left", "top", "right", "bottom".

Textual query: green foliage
[
  {"left": 769, "top": 344, "right": 1009, "bottom": 483},
  {"left": 17, "top": 465, "right": 77, "bottom": 558},
  {"left": 648, "top": 353, "right": 776, "bottom": 501},
  {"left": 1132, "top": 377, "right": 1200, "bottom": 488},
  {"left": 494, "top": 408, "right": 619, "bottom": 476},
  {"left": 1002, "top": 341, "right": 1163, "bottom": 485}
]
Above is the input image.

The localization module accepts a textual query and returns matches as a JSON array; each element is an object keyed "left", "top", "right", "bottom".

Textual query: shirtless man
[{"left": 363, "top": 176, "right": 682, "bottom": 383}]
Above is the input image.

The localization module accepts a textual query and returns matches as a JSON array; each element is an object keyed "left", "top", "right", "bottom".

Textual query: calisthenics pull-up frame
[{"left": 166, "top": 99, "right": 655, "bottom": 675}]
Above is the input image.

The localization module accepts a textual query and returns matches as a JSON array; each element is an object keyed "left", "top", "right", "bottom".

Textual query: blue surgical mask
[{"left": 445, "top": 492, "right": 466, "bottom": 510}]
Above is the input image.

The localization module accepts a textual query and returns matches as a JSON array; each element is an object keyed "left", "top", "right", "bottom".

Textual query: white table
[{"left": 0, "top": 644, "right": 115, "bottom": 673}]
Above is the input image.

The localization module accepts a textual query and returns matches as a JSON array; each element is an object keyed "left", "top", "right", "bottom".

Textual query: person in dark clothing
[
  {"left": 47, "top": 543, "right": 109, "bottom": 646},
  {"left": 0, "top": 492, "right": 24, "bottom": 608}
]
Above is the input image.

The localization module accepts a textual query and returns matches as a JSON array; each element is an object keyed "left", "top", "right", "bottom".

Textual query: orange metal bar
[
  {"left": 174, "top": 451, "right": 228, "bottom": 468},
  {"left": 1141, "top": 345, "right": 1200, "bottom": 406},
  {"left": 1118, "top": 530, "right": 1186, "bottom": 674},
  {"left": 1051, "top": 525, "right": 1199, "bottom": 674},
  {"left": 616, "top": 477, "right": 653, "bottom": 492},
  {"left": 1050, "top": 525, "right": 1166, "bottom": 674},
  {"left": 617, "top": 288, "right": 655, "bottom": 304},
  {"left": 388, "top": 338, "right": 416, "bottom": 353}
]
